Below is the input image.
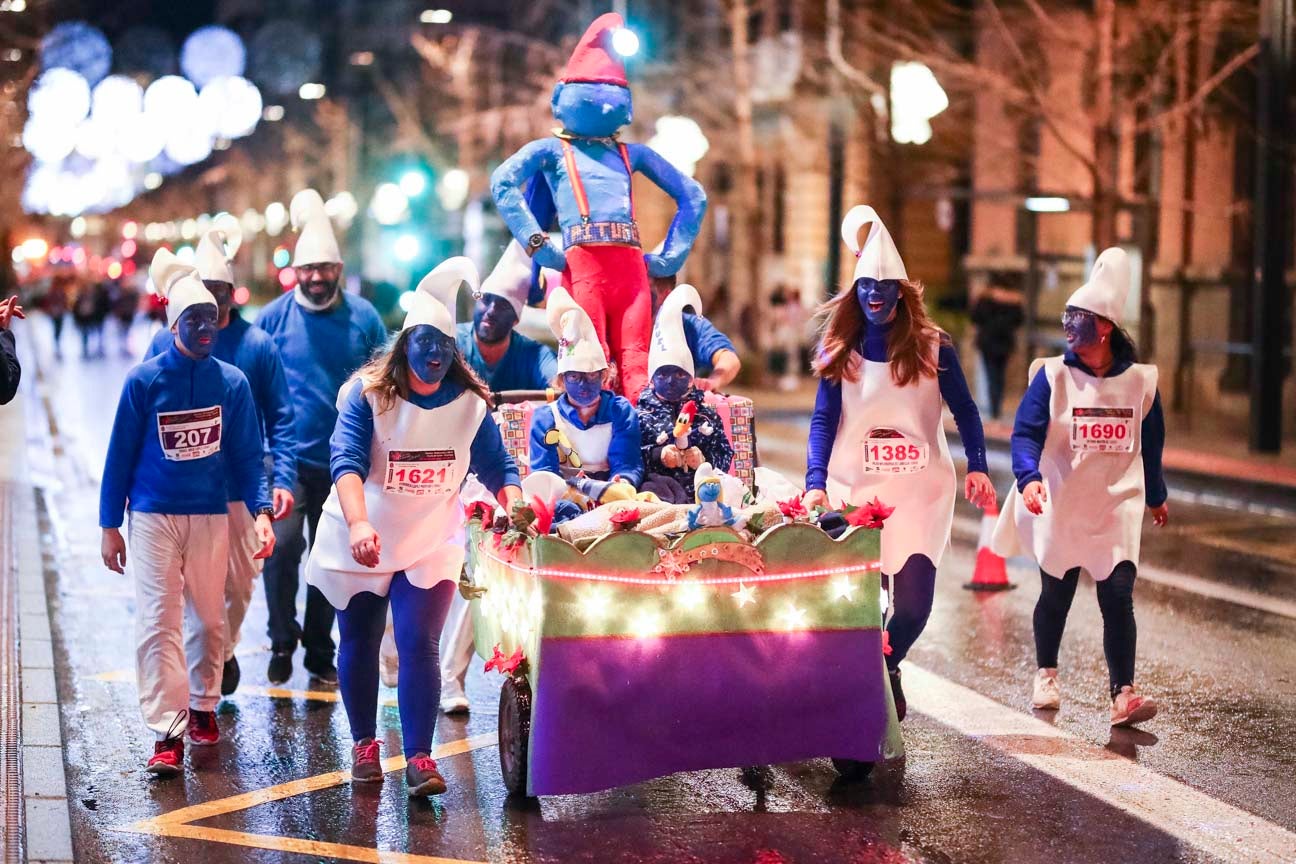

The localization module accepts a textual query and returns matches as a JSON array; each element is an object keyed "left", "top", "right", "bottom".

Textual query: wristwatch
[
  {"left": 525, "top": 232, "right": 547, "bottom": 256},
  {"left": 255, "top": 506, "right": 274, "bottom": 520}
]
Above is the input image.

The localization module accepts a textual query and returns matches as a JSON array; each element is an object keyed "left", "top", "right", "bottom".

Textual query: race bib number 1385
[{"left": 157, "top": 406, "right": 222, "bottom": 461}]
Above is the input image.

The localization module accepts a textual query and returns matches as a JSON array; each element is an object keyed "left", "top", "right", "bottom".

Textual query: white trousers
[
  {"left": 224, "top": 502, "right": 263, "bottom": 662},
  {"left": 129, "top": 512, "right": 228, "bottom": 738},
  {"left": 378, "top": 580, "right": 475, "bottom": 693}
]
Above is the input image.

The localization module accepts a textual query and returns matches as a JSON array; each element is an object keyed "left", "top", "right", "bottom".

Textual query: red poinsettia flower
[
  {"left": 483, "top": 644, "right": 507, "bottom": 673},
  {"left": 881, "top": 630, "right": 893, "bottom": 656},
  {"left": 777, "top": 497, "right": 807, "bottom": 520},
  {"left": 609, "top": 507, "right": 641, "bottom": 531},
  {"left": 464, "top": 500, "right": 494, "bottom": 523},
  {"left": 530, "top": 495, "right": 554, "bottom": 535},
  {"left": 483, "top": 643, "right": 528, "bottom": 677},
  {"left": 845, "top": 496, "right": 895, "bottom": 529}
]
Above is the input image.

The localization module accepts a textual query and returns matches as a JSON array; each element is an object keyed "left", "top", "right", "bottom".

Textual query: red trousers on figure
[{"left": 563, "top": 244, "right": 651, "bottom": 403}]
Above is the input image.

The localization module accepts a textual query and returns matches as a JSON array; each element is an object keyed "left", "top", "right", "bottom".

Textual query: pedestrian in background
[
  {"left": 41, "top": 274, "right": 69, "bottom": 360},
  {"left": 72, "top": 278, "right": 108, "bottom": 360},
  {"left": 1, "top": 295, "right": 26, "bottom": 404},
  {"left": 993, "top": 248, "right": 1168, "bottom": 728},
  {"left": 970, "top": 272, "right": 1024, "bottom": 420},
  {"left": 779, "top": 288, "right": 808, "bottom": 392}
]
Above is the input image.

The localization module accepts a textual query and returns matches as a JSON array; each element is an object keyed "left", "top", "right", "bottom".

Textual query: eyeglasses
[
  {"left": 1060, "top": 307, "right": 1097, "bottom": 327},
  {"left": 296, "top": 262, "right": 341, "bottom": 275}
]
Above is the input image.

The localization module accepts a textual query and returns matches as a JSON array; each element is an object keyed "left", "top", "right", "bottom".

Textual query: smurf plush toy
[
  {"left": 688, "top": 463, "right": 736, "bottom": 530},
  {"left": 489, "top": 13, "right": 707, "bottom": 403}
]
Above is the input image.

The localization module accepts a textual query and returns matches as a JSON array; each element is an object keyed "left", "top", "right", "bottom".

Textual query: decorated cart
[{"left": 465, "top": 514, "right": 903, "bottom": 797}]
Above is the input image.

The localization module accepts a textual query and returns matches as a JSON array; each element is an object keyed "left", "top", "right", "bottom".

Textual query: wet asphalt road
[{"left": 23, "top": 320, "right": 1296, "bottom": 864}]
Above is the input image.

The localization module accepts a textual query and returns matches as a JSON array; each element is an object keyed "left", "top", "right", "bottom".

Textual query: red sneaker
[
  {"left": 188, "top": 710, "right": 220, "bottom": 746},
  {"left": 146, "top": 738, "right": 184, "bottom": 776},
  {"left": 351, "top": 738, "right": 383, "bottom": 783},
  {"left": 405, "top": 754, "right": 447, "bottom": 797}
]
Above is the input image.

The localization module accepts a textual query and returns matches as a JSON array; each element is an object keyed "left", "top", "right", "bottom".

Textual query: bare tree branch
[{"left": 1133, "top": 41, "right": 1259, "bottom": 133}]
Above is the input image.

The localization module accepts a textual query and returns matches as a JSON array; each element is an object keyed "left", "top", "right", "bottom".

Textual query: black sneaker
[
  {"left": 221, "top": 656, "right": 241, "bottom": 695},
  {"left": 889, "top": 667, "right": 906, "bottom": 722},
  {"left": 267, "top": 651, "right": 293, "bottom": 685},
  {"left": 306, "top": 660, "right": 338, "bottom": 687}
]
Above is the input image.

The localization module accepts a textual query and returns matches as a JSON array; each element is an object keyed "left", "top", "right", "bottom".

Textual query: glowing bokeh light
[
  {"left": 272, "top": 246, "right": 290, "bottom": 268},
  {"left": 436, "top": 168, "right": 470, "bottom": 211},
  {"left": 264, "top": 201, "right": 287, "bottom": 235},
  {"left": 277, "top": 267, "right": 297, "bottom": 289},
  {"left": 233, "top": 285, "right": 250, "bottom": 305},
  {"left": 180, "top": 26, "right": 246, "bottom": 88},
  {"left": 106, "top": 260, "right": 123, "bottom": 279},
  {"left": 612, "top": 27, "right": 640, "bottom": 58},
  {"left": 28, "top": 68, "right": 91, "bottom": 126},
  {"left": 22, "top": 116, "right": 76, "bottom": 163},
  {"left": 397, "top": 290, "right": 416, "bottom": 312},
  {"left": 394, "top": 233, "right": 420, "bottom": 263},
  {"left": 91, "top": 75, "right": 143, "bottom": 121},
  {"left": 197, "top": 76, "right": 262, "bottom": 138},
  {"left": 369, "top": 183, "right": 409, "bottom": 225},
  {"left": 40, "top": 22, "right": 112, "bottom": 86},
  {"left": 398, "top": 170, "right": 427, "bottom": 197}
]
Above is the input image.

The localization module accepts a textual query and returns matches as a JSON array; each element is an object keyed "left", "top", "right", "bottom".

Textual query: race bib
[
  {"left": 157, "top": 406, "right": 222, "bottom": 461},
  {"left": 1071, "top": 407, "right": 1135, "bottom": 453},
  {"left": 863, "top": 428, "right": 929, "bottom": 474},
  {"left": 384, "top": 449, "right": 457, "bottom": 497}
]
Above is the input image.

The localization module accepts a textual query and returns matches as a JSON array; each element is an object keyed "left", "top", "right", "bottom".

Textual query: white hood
[
  {"left": 480, "top": 240, "right": 532, "bottom": 319},
  {"left": 193, "top": 213, "right": 242, "bottom": 285},
  {"left": 1065, "top": 247, "right": 1130, "bottom": 324},
  {"left": 546, "top": 286, "right": 607, "bottom": 374},
  {"left": 403, "top": 256, "right": 480, "bottom": 337},
  {"left": 648, "top": 283, "right": 702, "bottom": 377},
  {"left": 841, "top": 205, "right": 908, "bottom": 282},
  {"left": 151, "top": 248, "right": 216, "bottom": 329},
  {"left": 290, "top": 188, "right": 342, "bottom": 267}
]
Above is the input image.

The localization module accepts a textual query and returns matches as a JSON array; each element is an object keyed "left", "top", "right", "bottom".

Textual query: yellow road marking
[
  {"left": 115, "top": 733, "right": 497, "bottom": 862},
  {"left": 88, "top": 669, "right": 400, "bottom": 706}
]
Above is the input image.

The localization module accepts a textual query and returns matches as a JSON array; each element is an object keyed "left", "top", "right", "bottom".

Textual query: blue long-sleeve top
[
  {"left": 529, "top": 391, "right": 643, "bottom": 486},
  {"left": 1009, "top": 351, "right": 1167, "bottom": 507},
  {"left": 684, "top": 313, "right": 736, "bottom": 376},
  {"left": 806, "top": 322, "right": 988, "bottom": 491},
  {"left": 255, "top": 291, "right": 388, "bottom": 470},
  {"left": 329, "top": 377, "right": 519, "bottom": 494},
  {"left": 99, "top": 344, "right": 270, "bottom": 528},
  {"left": 455, "top": 322, "right": 557, "bottom": 391},
  {"left": 147, "top": 313, "right": 297, "bottom": 497},
  {"left": 490, "top": 137, "right": 707, "bottom": 278}
]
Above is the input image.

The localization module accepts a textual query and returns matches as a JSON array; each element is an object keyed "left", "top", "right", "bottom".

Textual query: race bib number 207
[
  {"left": 157, "top": 406, "right": 222, "bottom": 461},
  {"left": 1071, "top": 407, "right": 1135, "bottom": 453}
]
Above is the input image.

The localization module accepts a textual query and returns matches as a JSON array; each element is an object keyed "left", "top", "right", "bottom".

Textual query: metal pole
[{"left": 1250, "top": 0, "right": 1292, "bottom": 452}]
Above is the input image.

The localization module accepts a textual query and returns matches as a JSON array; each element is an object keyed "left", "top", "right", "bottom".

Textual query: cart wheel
[
  {"left": 498, "top": 675, "right": 532, "bottom": 797},
  {"left": 831, "top": 758, "right": 874, "bottom": 782}
]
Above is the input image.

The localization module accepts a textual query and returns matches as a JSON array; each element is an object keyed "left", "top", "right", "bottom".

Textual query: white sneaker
[
  {"left": 379, "top": 651, "right": 399, "bottom": 688},
  {"left": 1110, "top": 685, "right": 1157, "bottom": 727},
  {"left": 439, "top": 682, "right": 470, "bottom": 714},
  {"left": 1032, "top": 667, "right": 1061, "bottom": 710}
]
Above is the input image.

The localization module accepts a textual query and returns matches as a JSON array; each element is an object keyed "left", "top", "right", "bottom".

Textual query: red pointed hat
[{"left": 561, "top": 13, "right": 628, "bottom": 86}]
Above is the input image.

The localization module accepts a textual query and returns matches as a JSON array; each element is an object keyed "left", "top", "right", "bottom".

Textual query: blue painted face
[
  {"left": 174, "top": 303, "right": 218, "bottom": 358},
  {"left": 472, "top": 295, "right": 518, "bottom": 345},
  {"left": 651, "top": 365, "right": 693, "bottom": 403},
  {"left": 696, "top": 480, "right": 722, "bottom": 503},
  {"left": 404, "top": 324, "right": 456, "bottom": 386},
  {"left": 855, "top": 278, "right": 901, "bottom": 325},
  {"left": 551, "top": 81, "right": 633, "bottom": 138},
  {"left": 562, "top": 370, "right": 604, "bottom": 408},
  {"left": 1062, "top": 306, "right": 1100, "bottom": 351},
  {"left": 203, "top": 280, "right": 233, "bottom": 323}
]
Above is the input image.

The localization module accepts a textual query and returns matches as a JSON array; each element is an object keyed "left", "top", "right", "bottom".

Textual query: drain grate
[{"left": 0, "top": 485, "right": 23, "bottom": 864}]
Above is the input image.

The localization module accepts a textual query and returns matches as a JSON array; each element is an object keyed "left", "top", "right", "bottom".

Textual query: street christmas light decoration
[
  {"left": 399, "top": 169, "right": 428, "bottom": 197},
  {"left": 264, "top": 201, "right": 288, "bottom": 235},
  {"left": 436, "top": 169, "right": 470, "bottom": 211},
  {"left": 115, "top": 26, "right": 175, "bottom": 78},
  {"left": 40, "top": 22, "right": 112, "bottom": 87},
  {"left": 21, "top": 116, "right": 77, "bottom": 164},
  {"left": 611, "top": 26, "right": 640, "bottom": 57},
  {"left": 180, "top": 25, "right": 246, "bottom": 88},
  {"left": 28, "top": 68, "right": 91, "bottom": 128},
  {"left": 325, "top": 192, "right": 359, "bottom": 228},
  {"left": 249, "top": 20, "right": 322, "bottom": 96},
  {"left": 197, "top": 76, "right": 263, "bottom": 139},
  {"left": 370, "top": 182, "right": 410, "bottom": 226},
  {"left": 91, "top": 75, "right": 144, "bottom": 124},
  {"left": 394, "top": 233, "right": 420, "bottom": 263},
  {"left": 889, "top": 61, "right": 948, "bottom": 146},
  {"left": 647, "top": 116, "right": 709, "bottom": 178}
]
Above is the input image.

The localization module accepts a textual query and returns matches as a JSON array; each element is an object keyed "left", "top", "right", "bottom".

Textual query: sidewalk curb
[{"left": 4, "top": 339, "right": 76, "bottom": 863}]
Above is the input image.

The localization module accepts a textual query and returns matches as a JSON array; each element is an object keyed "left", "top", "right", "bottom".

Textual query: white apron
[
  {"left": 550, "top": 401, "right": 613, "bottom": 478},
  {"left": 825, "top": 348, "right": 956, "bottom": 575},
  {"left": 306, "top": 390, "right": 486, "bottom": 608},
  {"left": 991, "top": 356, "right": 1157, "bottom": 582}
]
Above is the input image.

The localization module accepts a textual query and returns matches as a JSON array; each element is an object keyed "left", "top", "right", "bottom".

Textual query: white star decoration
[
  {"left": 831, "top": 576, "right": 857, "bottom": 601},
  {"left": 732, "top": 582, "right": 757, "bottom": 608}
]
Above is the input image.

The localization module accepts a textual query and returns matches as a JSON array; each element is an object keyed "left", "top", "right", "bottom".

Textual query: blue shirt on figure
[
  {"left": 529, "top": 390, "right": 643, "bottom": 486},
  {"left": 683, "top": 313, "right": 736, "bottom": 377},
  {"left": 100, "top": 344, "right": 271, "bottom": 528},
  {"left": 455, "top": 322, "right": 557, "bottom": 391},
  {"left": 147, "top": 312, "right": 298, "bottom": 497},
  {"left": 329, "top": 378, "right": 520, "bottom": 494},
  {"left": 255, "top": 292, "right": 388, "bottom": 470}
]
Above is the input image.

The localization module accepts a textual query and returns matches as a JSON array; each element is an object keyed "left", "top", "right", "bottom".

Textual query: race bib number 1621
[{"left": 157, "top": 406, "right": 222, "bottom": 461}]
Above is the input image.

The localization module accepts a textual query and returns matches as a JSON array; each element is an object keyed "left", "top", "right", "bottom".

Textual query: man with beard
[
  {"left": 455, "top": 241, "right": 556, "bottom": 393},
  {"left": 146, "top": 224, "right": 297, "bottom": 696},
  {"left": 255, "top": 189, "right": 388, "bottom": 686}
]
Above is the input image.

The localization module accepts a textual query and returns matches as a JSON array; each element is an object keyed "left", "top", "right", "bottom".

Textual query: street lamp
[{"left": 612, "top": 27, "right": 640, "bottom": 58}]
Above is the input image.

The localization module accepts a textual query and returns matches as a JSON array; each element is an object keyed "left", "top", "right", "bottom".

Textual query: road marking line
[
  {"left": 950, "top": 516, "right": 1296, "bottom": 621},
  {"left": 87, "top": 669, "right": 401, "bottom": 707},
  {"left": 115, "top": 733, "right": 497, "bottom": 863},
  {"left": 906, "top": 665, "right": 1296, "bottom": 863}
]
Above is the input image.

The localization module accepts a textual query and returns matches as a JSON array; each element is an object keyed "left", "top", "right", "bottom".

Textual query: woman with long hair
[
  {"left": 305, "top": 258, "right": 521, "bottom": 798},
  {"left": 992, "top": 248, "right": 1167, "bottom": 727},
  {"left": 803, "top": 206, "right": 996, "bottom": 721}
]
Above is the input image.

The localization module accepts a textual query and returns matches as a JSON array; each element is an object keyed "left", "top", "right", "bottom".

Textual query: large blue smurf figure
[{"left": 490, "top": 12, "right": 706, "bottom": 403}]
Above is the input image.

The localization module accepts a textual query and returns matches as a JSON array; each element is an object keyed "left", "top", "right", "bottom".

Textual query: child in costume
[
  {"left": 803, "top": 206, "right": 995, "bottom": 722},
  {"left": 305, "top": 258, "right": 521, "bottom": 798},
  {"left": 490, "top": 12, "right": 707, "bottom": 402},
  {"left": 100, "top": 250, "right": 274, "bottom": 776},
  {"left": 145, "top": 223, "right": 297, "bottom": 697},
  {"left": 529, "top": 286, "right": 643, "bottom": 504},
  {"left": 992, "top": 247, "right": 1168, "bottom": 727},
  {"left": 637, "top": 284, "right": 733, "bottom": 503}
]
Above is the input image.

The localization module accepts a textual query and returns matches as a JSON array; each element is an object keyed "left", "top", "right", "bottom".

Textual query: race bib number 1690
[
  {"left": 157, "top": 406, "right": 222, "bottom": 461},
  {"left": 1071, "top": 407, "right": 1135, "bottom": 453}
]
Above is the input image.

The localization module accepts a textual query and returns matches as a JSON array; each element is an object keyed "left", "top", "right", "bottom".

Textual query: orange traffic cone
[{"left": 963, "top": 498, "right": 1015, "bottom": 591}]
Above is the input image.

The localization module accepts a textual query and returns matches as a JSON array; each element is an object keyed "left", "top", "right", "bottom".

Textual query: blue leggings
[
  {"left": 335, "top": 574, "right": 456, "bottom": 758},
  {"left": 881, "top": 554, "right": 938, "bottom": 671}
]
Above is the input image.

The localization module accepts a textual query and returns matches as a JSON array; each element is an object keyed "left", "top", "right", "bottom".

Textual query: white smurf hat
[
  {"left": 649, "top": 283, "right": 703, "bottom": 377},
  {"left": 194, "top": 213, "right": 243, "bottom": 285},
  {"left": 842, "top": 205, "right": 908, "bottom": 282},
  {"left": 151, "top": 248, "right": 216, "bottom": 329},
  {"left": 1066, "top": 247, "right": 1130, "bottom": 324},
  {"left": 480, "top": 240, "right": 532, "bottom": 319},
  {"left": 403, "top": 256, "right": 480, "bottom": 337},
  {"left": 547, "top": 286, "right": 607, "bottom": 374},
  {"left": 290, "top": 188, "right": 342, "bottom": 267}
]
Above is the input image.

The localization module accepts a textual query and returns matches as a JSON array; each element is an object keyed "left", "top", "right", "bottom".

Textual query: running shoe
[
  {"left": 405, "top": 754, "right": 447, "bottom": 797},
  {"left": 188, "top": 710, "right": 220, "bottom": 746},
  {"left": 307, "top": 660, "right": 338, "bottom": 687},
  {"left": 146, "top": 738, "right": 184, "bottom": 776},
  {"left": 1110, "top": 685, "right": 1157, "bottom": 727},
  {"left": 267, "top": 651, "right": 293, "bottom": 685},
  {"left": 439, "top": 682, "right": 470, "bottom": 715},
  {"left": 221, "top": 656, "right": 241, "bottom": 695},
  {"left": 352, "top": 738, "right": 383, "bottom": 783},
  {"left": 380, "top": 651, "right": 399, "bottom": 689},
  {"left": 1032, "top": 667, "right": 1061, "bottom": 710}
]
